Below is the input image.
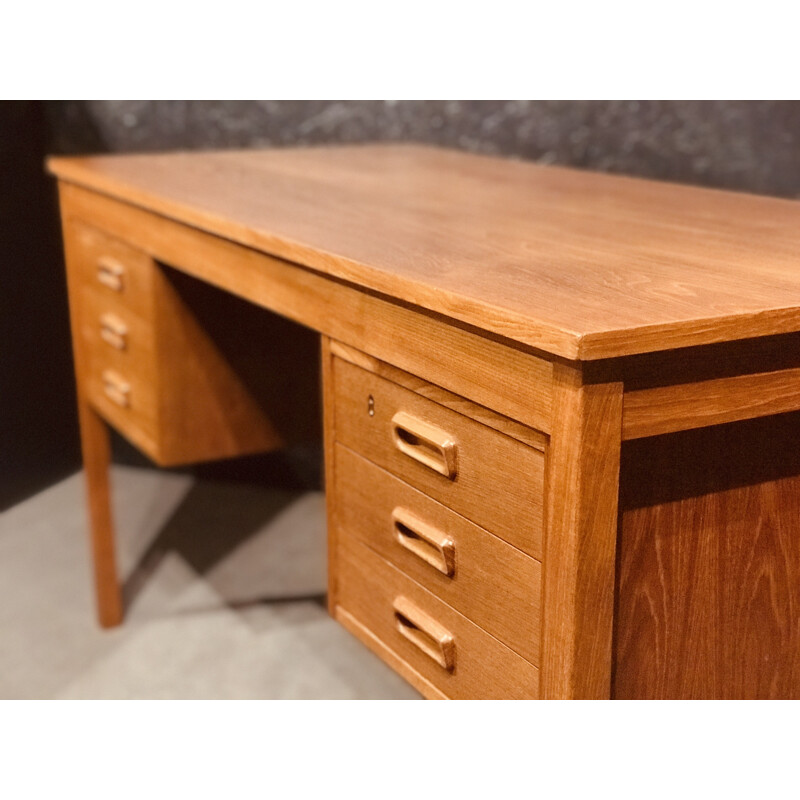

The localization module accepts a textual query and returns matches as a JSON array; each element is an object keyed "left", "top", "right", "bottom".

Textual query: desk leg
[
  {"left": 541, "top": 362, "right": 623, "bottom": 699},
  {"left": 321, "top": 336, "right": 339, "bottom": 614},
  {"left": 77, "top": 399, "right": 123, "bottom": 628}
]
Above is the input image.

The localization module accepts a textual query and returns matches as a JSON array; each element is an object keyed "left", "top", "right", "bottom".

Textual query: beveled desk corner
[{"left": 48, "top": 145, "right": 800, "bottom": 698}]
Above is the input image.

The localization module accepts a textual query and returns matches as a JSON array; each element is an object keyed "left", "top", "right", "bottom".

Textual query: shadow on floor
[{"left": 122, "top": 478, "right": 328, "bottom": 615}]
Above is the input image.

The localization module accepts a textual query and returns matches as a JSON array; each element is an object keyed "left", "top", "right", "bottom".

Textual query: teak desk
[{"left": 49, "top": 145, "right": 800, "bottom": 699}]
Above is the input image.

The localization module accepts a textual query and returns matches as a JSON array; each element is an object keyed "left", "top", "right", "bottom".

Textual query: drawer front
[
  {"left": 79, "top": 289, "right": 159, "bottom": 449},
  {"left": 333, "top": 357, "right": 545, "bottom": 559},
  {"left": 337, "top": 536, "right": 539, "bottom": 699},
  {"left": 84, "top": 359, "right": 158, "bottom": 452},
  {"left": 335, "top": 444, "right": 541, "bottom": 665},
  {"left": 71, "top": 222, "right": 155, "bottom": 318},
  {"left": 78, "top": 285, "right": 156, "bottom": 362}
]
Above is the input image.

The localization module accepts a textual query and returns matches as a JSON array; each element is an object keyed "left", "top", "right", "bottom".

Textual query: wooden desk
[{"left": 48, "top": 145, "right": 800, "bottom": 699}]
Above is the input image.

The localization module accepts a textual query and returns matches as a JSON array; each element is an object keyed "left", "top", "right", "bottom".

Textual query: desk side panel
[{"left": 615, "top": 413, "right": 800, "bottom": 699}]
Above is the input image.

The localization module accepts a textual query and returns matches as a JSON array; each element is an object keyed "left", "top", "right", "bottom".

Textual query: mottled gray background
[
  {"left": 4, "top": 100, "right": 800, "bottom": 508},
  {"left": 46, "top": 100, "right": 800, "bottom": 197}
]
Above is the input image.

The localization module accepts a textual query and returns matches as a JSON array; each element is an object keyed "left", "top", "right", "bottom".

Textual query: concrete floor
[{"left": 0, "top": 465, "right": 420, "bottom": 699}]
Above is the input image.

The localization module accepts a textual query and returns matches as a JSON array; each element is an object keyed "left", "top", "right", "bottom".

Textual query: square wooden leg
[{"left": 77, "top": 400, "right": 123, "bottom": 628}]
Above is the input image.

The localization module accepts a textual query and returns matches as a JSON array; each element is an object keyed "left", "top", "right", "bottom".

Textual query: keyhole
[{"left": 368, "top": 395, "right": 375, "bottom": 416}]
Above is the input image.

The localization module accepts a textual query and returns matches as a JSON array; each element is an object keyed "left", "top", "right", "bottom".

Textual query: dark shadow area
[
  {"left": 0, "top": 101, "right": 81, "bottom": 510},
  {"left": 122, "top": 473, "right": 327, "bottom": 613},
  {"left": 620, "top": 409, "right": 800, "bottom": 509}
]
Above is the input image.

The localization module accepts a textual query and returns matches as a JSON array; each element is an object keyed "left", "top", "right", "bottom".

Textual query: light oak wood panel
[
  {"left": 78, "top": 284, "right": 157, "bottom": 364},
  {"left": 49, "top": 145, "right": 800, "bottom": 360},
  {"left": 336, "top": 536, "right": 540, "bottom": 699},
  {"left": 623, "top": 367, "right": 800, "bottom": 439},
  {"left": 149, "top": 266, "right": 320, "bottom": 466},
  {"left": 58, "top": 183, "right": 553, "bottom": 434},
  {"left": 616, "top": 414, "right": 800, "bottom": 699},
  {"left": 540, "top": 363, "right": 623, "bottom": 699},
  {"left": 72, "top": 220, "right": 156, "bottom": 319},
  {"left": 84, "top": 360, "right": 158, "bottom": 445},
  {"left": 74, "top": 403, "right": 123, "bottom": 627},
  {"left": 335, "top": 608, "right": 447, "bottom": 700},
  {"left": 321, "top": 336, "right": 339, "bottom": 613},
  {"left": 335, "top": 444, "right": 542, "bottom": 665},
  {"left": 78, "top": 283, "right": 160, "bottom": 451},
  {"left": 333, "top": 357, "right": 545, "bottom": 559},
  {"left": 329, "top": 341, "right": 547, "bottom": 451},
  {"left": 59, "top": 195, "right": 124, "bottom": 626}
]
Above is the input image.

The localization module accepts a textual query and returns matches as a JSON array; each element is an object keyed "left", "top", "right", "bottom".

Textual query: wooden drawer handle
[
  {"left": 391, "top": 411, "right": 457, "bottom": 479},
  {"left": 393, "top": 596, "right": 455, "bottom": 671},
  {"left": 101, "top": 370, "right": 131, "bottom": 408},
  {"left": 99, "top": 313, "right": 128, "bottom": 350},
  {"left": 393, "top": 507, "right": 455, "bottom": 577},
  {"left": 96, "top": 257, "right": 125, "bottom": 292}
]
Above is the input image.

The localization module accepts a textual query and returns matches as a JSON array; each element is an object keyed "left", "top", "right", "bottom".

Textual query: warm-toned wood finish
[
  {"left": 335, "top": 608, "right": 448, "bottom": 700},
  {"left": 329, "top": 341, "right": 548, "bottom": 451},
  {"left": 75, "top": 402, "right": 123, "bottom": 628},
  {"left": 615, "top": 413, "right": 800, "bottom": 699},
  {"left": 72, "top": 221, "right": 155, "bottom": 319},
  {"left": 321, "top": 335, "right": 339, "bottom": 613},
  {"left": 541, "top": 363, "right": 623, "bottom": 699},
  {"left": 52, "top": 145, "right": 800, "bottom": 699},
  {"left": 58, "top": 183, "right": 553, "bottom": 434},
  {"left": 61, "top": 213, "right": 124, "bottom": 626},
  {"left": 61, "top": 192, "right": 321, "bottom": 468},
  {"left": 332, "top": 357, "right": 545, "bottom": 559},
  {"left": 149, "top": 267, "right": 320, "bottom": 465},
  {"left": 623, "top": 367, "right": 800, "bottom": 439},
  {"left": 336, "top": 536, "right": 540, "bottom": 700},
  {"left": 335, "top": 445, "right": 542, "bottom": 665},
  {"left": 48, "top": 145, "right": 800, "bottom": 361}
]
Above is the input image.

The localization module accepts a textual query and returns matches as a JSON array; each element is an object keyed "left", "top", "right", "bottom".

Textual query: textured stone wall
[{"left": 46, "top": 100, "right": 800, "bottom": 198}]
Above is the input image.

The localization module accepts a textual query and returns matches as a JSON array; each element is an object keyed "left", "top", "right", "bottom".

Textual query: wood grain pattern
[
  {"left": 78, "top": 285, "right": 159, "bottom": 443},
  {"left": 151, "top": 266, "right": 320, "bottom": 466},
  {"left": 59, "top": 189, "right": 123, "bottom": 627},
  {"left": 321, "top": 335, "right": 339, "bottom": 613},
  {"left": 71, "top": 220, "right": 156, "bottom": 319},
  {"left": 58, "top": 183, "right": 553, "bottom": 434},
  {"left": 335, "top": 444, "right": 542, "bottom": 665},
  {"left": 48, "top": 145, "right": 800, "bottom": 360},
  {"left": 335, "top": 607, "right": 448, "bottom": 700},
  {"left": 623, "top": 367, "right": 800, "bottom": 439},
  {"left": 336, "top": 536, "right": 540, "bottom": 699},
  {"left": 615, "top": 413, "right": 800, "bottom": 699},
  {"left": 540, "top": 363, "right": 623, "bottom": 699},
  {"left": 75, "top": 401, "right": 123, "bottom": 628},
  {"left": 329, "top": 341, "right": 547, "bottom": 451},
  {"left": 55, "top": 146, "right": 800, "bottom": 697},
  {"left": 333, "top": 356, "right": 545, "bottom": 559},
  {"left": 62, "top": 189, "right": 322, "bottom": 467}
]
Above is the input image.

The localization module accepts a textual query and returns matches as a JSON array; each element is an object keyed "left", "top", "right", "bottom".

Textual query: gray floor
[{"left": 0, "top": 465, "right": 420, "bottom": 699}]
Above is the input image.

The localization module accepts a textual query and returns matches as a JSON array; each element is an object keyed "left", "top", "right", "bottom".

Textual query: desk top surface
[{"left": 49, "top": 144, "right": 800, "bottom": 360}]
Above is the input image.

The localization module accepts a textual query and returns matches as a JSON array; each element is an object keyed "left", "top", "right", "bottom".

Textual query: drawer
[
  {"left": 80, "top": 288, "right": 158, "bottom": 449},
  {"left": 71, "top": 222, "right": 155, "bottom": 318},
  {"left": 335, "top": 444, "right": 541, "bottom": 664},
  {"left": 333, "top": 357, "right": 545, "bottom": 558},
  {"left": 336, "top": 536, "right": 539, "bottom": 699},
  {"left": 78, "top": 285, "right": 156, "bottom": 361},
  {"left": 84, "top": 358, "right": 158, "bottom": 452}
]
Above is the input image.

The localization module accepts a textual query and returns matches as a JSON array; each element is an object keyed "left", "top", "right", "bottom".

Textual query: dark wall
[
  {"left": 0, "top": 101, "right": 77, "bottom": 509},
  {"left": 4, "top": 100, "right": 800, "bottom": 508},
  {"left": 46, "top": 100, "right": 800, "bottom": 198}
]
